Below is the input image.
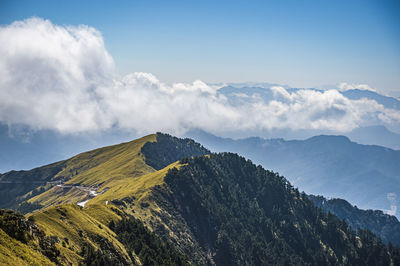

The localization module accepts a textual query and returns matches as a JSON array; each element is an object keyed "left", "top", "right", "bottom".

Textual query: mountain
[
  {"left": 0, "top": 209, "right": 58, "bottom": 265},
  {"left": 186, "top": 130, "right": 400, "bottom": 217},
  {"left": 0, "top": 133, "right": 399, "bottom": 265},
  {"left": 217, "top": 86, "right": 400, "bottom": 111},
  {"left": 347, "top": 125, "right": 400, "bottom": 150},
  {"left": 0, "top": 133, "right": 208, "bottom": 265},
  {"left": 309, "top": 195, "right": 400, "bottom": 246},
  {"left": 215, "top": 86, "right": 400, "bottom": 149},
  {"left": 341, "top": 89, "right": 400, "bottom": 110},
  {"left": 0, "top": 133, "right": 208, "bottom": 211}
]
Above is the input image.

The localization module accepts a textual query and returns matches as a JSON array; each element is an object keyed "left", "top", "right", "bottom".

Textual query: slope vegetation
[
  {"left": 309, "top": 195, "right": 400, "bottom": 246},
  {"left": 0, "top": 134, "right": 158, "bottom": 211},
  {"left": 0, "top": 228, "right": 54, "bottom": 266},
  {"left": 149, "top": 153, "right": 400, "bottom": 265},
  {"left": 0, "top": 209, "right": 57, "bottom": 265},
  {"left": 7, "top": 133, "right": 209, "bottom": 265},
  {"left": 187, "top": 130, "right": 400, "bottom": 215},
  {"left": 27, "top": 134, "right": 157, "bottom": 209}
]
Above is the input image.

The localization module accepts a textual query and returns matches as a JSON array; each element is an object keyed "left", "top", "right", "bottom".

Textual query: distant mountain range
[
  {"left": 341, "top": 89, "right": 400, "bottom": 110},
  {"left": 1, "top": 133, "right": 399, "bottom": 265},
  {"left": 216, "top": 85, "right": 400, "bottom": 141},
  {"left": 309, "top": 195, "right": 400, "bottom": 246},
  {"left": 217, "top": 85, "right": 400, "bottom": 111},
  {"left": 186, "top": 130, "right": 400, "bottom": 218},
  {"left": 347, "top": 125, "right": 400, "bottom": 150},
  {"left": 1, "top": 123, "right": 399, "bottom": 174}
]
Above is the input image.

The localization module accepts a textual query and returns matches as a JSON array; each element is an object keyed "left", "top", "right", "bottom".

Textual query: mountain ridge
[
  {"left": 186, "top": 130, "right": 400, "bottom": 217},
  {"left": 0, "top": 133, "right": 399, "bottom": 265},
  {"left": 309, "top": 195, "right": 400, "bottom": 246}
]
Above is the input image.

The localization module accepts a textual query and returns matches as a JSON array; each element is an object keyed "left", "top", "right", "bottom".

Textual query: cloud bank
[
  {"left": 0, "top": 17, "right": 115, "bottom": 133},
  {"left": 338, "top": 83, "right": 377, "bottom": 92},
  {"left": 386, "top": 193, "right": 397, "bottom": 216},
  {"left": 1, "top": 18, "right": 399, "bottom": 136}
]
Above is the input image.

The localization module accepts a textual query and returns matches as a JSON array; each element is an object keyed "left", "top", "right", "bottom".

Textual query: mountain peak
[{"left": 306, "top": 134, "right": 351, "bottom": 144}]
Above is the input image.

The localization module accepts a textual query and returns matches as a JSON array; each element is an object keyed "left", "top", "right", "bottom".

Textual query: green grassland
[
  {"left": 27, "top": 161, "right": 185, "bottom": 264},
  {"left": 22, "top": 133, "right": 187, "bottom": 265},
  {"left": 29, "top": 204, "right": 132, "bottom": 265},
  {"left": 0, "top": 228, "right": 54, "bottom": 266},
  {"left": 89, "top": 161, "right": 183, "bottom": 204},
  {"left": 27, "top": 134, "right": 157, "bottom": 209},
  {"left": 62, "top": 134, "right": 156, "bottom": 186}
]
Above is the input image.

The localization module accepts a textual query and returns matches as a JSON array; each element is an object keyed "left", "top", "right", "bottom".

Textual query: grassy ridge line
[
  {"left": 25, "top": 134, "right": 190, "bottom": 265},
  {"left": 27, "top": 134, "right": 157, "bottom": 208},
  {"left": 28, "top": 161, "right": 186, "bottom": 265},
  {"left": 0, "top": 228, "right": 54, "bottom": 266},
  {"left": 17, "top": 133, "right": 208, "bottom": 264},
  {"left": 63, "top": 134, "right": 156, "bottom": 186},
  {"left": 88, "top": 161, "right": 186, "bottom": 235},
  {"left": 88, "top": 161, "right": 183, "bottom": 204}
]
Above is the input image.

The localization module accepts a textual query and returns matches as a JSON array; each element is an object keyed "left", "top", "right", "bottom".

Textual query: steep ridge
[
  {"left": 0, "top": 228, "right": 53, "bottom": 266},
  {"left": 309, "top": 195, "right": 400, "bottom": 246},
  {"left": 0, "top": 209, "right": 58, "bottom": 265},
  {"left": 29, "top": 204, "right": 132, "bottom": 265},
  {"left": 7, "top": 133, "right": 209, "bottom": 265},
  {"left": 186, "top": 130, "right": 400, "bottom": 215},
  {"left": 148, "top": 153, "right": 400, "bottom": 265},
  {"left": 1, "top": 133, "right": 399, "bottom": 265},
  {"left": 0, "top": 134, "right": 157, "bottom": 211},
  {"left": 26, "top": 134, "right": 158, "bottom": 210}
]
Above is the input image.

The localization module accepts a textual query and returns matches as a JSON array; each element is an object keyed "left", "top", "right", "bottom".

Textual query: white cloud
[
  {"left": 338, "top": 82, "right": 377, "bottom": 92},
  {"left": 271, "top": 86, "right": 294, "bottom": 100},
  {"left": 0, "top": 18, "right": 399, "bottom": 136},
  {"left": 0, "top": 17, "right": 115, "bottom": 133},
  {"left": 386, "top": 192, "right": 397, "bottom": 216},
  {"left": 237, "top": 88, "right": 398, "bottom": 132}
]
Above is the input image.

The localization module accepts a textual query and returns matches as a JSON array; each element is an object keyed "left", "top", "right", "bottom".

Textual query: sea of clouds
[{"left": 1, "top": 18, "right": 399, "bottom": 136}]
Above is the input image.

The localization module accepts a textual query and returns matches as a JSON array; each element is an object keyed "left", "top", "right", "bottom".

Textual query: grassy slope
[
  {"left": 7, "top": 133, "right": 400, "bottom": 265},
  {"left": 24, "top": 134, "right": 190, "bottom": 265},
  {"left": 22, "top": 134, "right": 163, "bottom": 265},
  {"left": 30, "top": 204, "right": 132, "bottom": 265},
  {"left": 13, "top": 133, "right": 207, "bottom": 265},
  {"left": 0, "top": 228, "right": 54, "bottom": 266},
  {"left": 90, "top": 161, "right": 185, "bottom": 232},
  {"left": 28, "top": 134, "right": 157, "bottom": 208},
  {"left": 28, "top": 159, "right": 187, "bottom": 265},
  {"left": 89, "top": 161, "right": 183, "bottom": 204}
]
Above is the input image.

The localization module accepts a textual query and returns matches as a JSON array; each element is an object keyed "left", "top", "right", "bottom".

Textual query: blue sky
[{"left": 1, "top": 0, "right": 400, "bottom": 92}]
